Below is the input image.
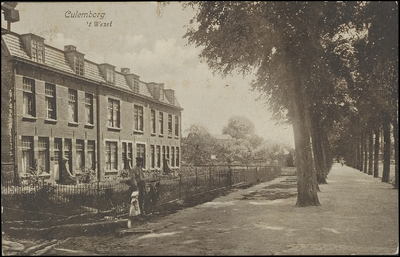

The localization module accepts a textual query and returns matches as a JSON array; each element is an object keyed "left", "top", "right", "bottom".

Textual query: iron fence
[{"left": 1, "top": 165, "right": 280, "bottom": 221}]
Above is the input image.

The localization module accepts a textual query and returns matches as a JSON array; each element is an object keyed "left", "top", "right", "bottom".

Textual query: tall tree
[
  {"left": 222, "top": 115, "right": 255, "bottom": 140},
  {"left": 374, "top": 128, "right": 380, "bottom": 178},
  {"left": 182, "top": 125, "right": 216, "bottom": 165}
]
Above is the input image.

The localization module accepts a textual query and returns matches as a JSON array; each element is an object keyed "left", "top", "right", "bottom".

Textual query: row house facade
[{"left": 1, "top": 29, "right": 183, "bottom": 183}]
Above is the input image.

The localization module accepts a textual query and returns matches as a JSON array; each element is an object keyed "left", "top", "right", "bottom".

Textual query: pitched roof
[{"left": 1, "top": 30, "right": 181, "bottom": 109}]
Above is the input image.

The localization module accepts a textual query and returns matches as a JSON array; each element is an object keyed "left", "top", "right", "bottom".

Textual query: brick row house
[{"left": 1, "top": 28, "right": 183, "bottom": 183}]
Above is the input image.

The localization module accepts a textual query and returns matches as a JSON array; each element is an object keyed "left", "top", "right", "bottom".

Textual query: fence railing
[{"left": 1, "top": 165, "right": 281, "bottom": 222}]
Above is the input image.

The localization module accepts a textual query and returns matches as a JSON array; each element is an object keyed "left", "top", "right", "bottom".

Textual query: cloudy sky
[{"left": 2, "top": 2, "right": 294, "bottom": 147}]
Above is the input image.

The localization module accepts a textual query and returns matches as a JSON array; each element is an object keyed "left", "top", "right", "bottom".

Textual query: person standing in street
[{"left": 132, "top": 157, "right": 146, "bottom": 215}]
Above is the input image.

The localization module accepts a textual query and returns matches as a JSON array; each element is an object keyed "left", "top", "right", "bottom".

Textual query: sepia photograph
[{"left": 1, "top": 2, "right": 398, "bottom": 255}]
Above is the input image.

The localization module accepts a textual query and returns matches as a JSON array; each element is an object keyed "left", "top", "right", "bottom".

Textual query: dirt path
[{"left": 43, "top": 163, "right": 399, "bottom": 255}]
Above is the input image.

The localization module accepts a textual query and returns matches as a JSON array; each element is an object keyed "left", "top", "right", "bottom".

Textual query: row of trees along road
[
  {"left": 182, "top": 116, "right": 289, "bottom": 166},
  {"left": 182, "top": 2, "right": 398, "bottom": 206}
]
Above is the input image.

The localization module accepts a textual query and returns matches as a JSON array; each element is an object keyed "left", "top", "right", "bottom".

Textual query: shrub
[{"left": 77, "top": 168, "right": 97, "bottom": 184}]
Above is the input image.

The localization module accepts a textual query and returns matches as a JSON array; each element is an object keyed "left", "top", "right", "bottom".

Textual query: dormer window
[
  {"left": 99, "top": 63, "right": 116, "bottom": 84},
  {"left": 74, "top": 55, "right": 84, "bottom": 75},
  {"left": 107, "top": 69, "right": 115, "bottom": 83},
  {"left": 64, "top": 45, "right": 85, "bottom": 76},
  {"left": 133, "top": 79, "right": 139, "bottom": 93},
  {"left": 21, "top": 33, "right": 45, "bottom": 64},
  {"left": 121, "top": 68, "right": 140, "bottom": 93},
  {"left": 32, "top": 38, "right": 44, "bottom": 63}
]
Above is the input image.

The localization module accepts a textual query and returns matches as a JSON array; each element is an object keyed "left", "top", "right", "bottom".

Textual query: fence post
[
  {"left": 218, "top": 171, "right": 220, "bottom": 188},
  {"left": 245, "top": 165, "right": 248, "bottom": 185},
  {"left": 97, "top": 181, "right": 100, "bottom": 212},
  {"left": 228, "top": 165, "right": 232, "bottom": 189},
  {"left": 256, "top": 167, "right": 258, "bottom": 181},
  {"left": 195, "top": 167, "right": 198, "bottom": 194},
  {"left": 179, "top": 174, "right": 182, "bottom": 199},
  {"left": 209, "top": 166, "right": 212, "bottom": 190}
]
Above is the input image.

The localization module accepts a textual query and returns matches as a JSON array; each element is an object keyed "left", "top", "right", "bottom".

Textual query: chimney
[
  {"left": 164, "top": 89, "right": 175, "bottom": 105},
  {"left": 64, "top": 45, "right": 77, "bottom": 52},
  {"left": 121, "top": 68, "right": 130, "bottom": 74},
  {"left": 120, "top": 68, "right": 140, "bottom": 93}
]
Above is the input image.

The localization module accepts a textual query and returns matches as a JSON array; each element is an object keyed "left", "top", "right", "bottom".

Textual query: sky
[{"left": 2, "top": 2, "right": 294, "bottom": 147}]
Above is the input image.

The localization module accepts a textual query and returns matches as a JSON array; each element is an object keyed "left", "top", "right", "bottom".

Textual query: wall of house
[
  {"left": 98, "top": 85, "right": 182, "bottom": 180},
  {"left": 14, "top": 62, "right": 98, "bottom": 182},
  {"left": 1, "top": 43, "right": 15, "bottom": 181}
]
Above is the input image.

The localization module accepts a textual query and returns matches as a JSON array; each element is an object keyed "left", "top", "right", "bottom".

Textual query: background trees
[
  {"left": 182, "top": 125, "right": 216, "bottom": 165},
  {"left": 182, "top": 116, "right": 287, "bottom": 166}
]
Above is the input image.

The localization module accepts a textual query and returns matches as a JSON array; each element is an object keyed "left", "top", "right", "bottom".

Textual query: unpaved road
[{"left": 46, "top": 164, "right": 399, "bottom": 255}]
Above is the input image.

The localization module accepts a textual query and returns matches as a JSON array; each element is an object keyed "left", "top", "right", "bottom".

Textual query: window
[
  {"left": 21, "top": 136, "right": 33, "bottom": 174},
  {"left": 74, "top": 55, "right": 84, "bottom": 75},
  {"left": 107, "top": 98, "right": 120, "bottom": 128},
  {"left": 45, "top": 83, "right": 56, "bottom": 120},
  {"left": 54, "top": 138, "right": 61, "bottom": 168},
  {"left": 156, "top": 146, "right": 161, "bottom": 168},
  {"left": 151, "top": 145, "right": 155, "bottom": 168},
  {"left": 171, "top": 146, "right": 175, "bottom": 167},
  {"left": 176, "top": 147, "right": 180, "bottom": 167},
  {"left": 175, "top": 116, "right": 179, "bottom": 137},
  {"left": 162, "top": 146, "right": 165, "bottom": 167},
  {"left": 31, "top": 39, "right": 44, "bottom": 63},
  {"left": 107, "top": 69, "right": 114, "bottom": 83},
  {"left": 37, "top": 137, "right": 49, "bottom": 174},
  {"left": 166, "top": 146, "right": 170, "bottom": 165},
  {"left": 68, "top": 89, "right": 78, "bottom": 122},
  {"left": 105, "top": 141, "right": 118, "bottom": 170},
  {"left": 87, "top": 140, "right": 96, "bottom": 170},
  {"left": 64, "top": 139, "right": 72, "bottom": 174},
  {"left": 122, "top": 142, "right": 133, "bottom": 169},
  {"left": 151, "top": 110, "right": 156, "bottom": 134},
  {"left": 134, "top": 105, "right": 143, "bottom": 131},
  {"left": 22, "top": 78, "right": 35, "bottom": 117},
  {"left": 54, "top": 138, "right": 62, "bottom": 180},
  {"left": 133, "top": 79, "right": 139, "bottom": 93},
  {"left": 168, "top": 114, "right": 172, "bottom": 136},
  {"left": 85, "top": 93, "right": 93, "bottom": 125},
  {"left": 137, "top": 144, "right": 146, "bottom": 169},
  {"left": 159, "top": 112, "right": 164, "bottom": 135},
  {"left": 76, "top": 140, "right": 84, "bottom": 170}
]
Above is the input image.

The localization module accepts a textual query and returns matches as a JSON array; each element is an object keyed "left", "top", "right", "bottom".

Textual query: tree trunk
[
  {"left": 368, "top": 129, "right": 373, "bottom": 175},
  {"left": 373, "top": 128, "right": 380, "bottom": 178},
  {"left": 393, "top": 118, "right": 398, "bottom": 189},
  {"left": 291, "top": 79, "right": 320, "bottom": 207},
  {"left": 382, "top": 113, "right": 391, "bottom": 183},
  {"left": 310, "top": 112, "right": 327, "bottom": 184},
  {"left": 360, "top": 133, "right": 364, "bottom": 172},
  {"left": 363, "top": 131, "right": 368, "bottom": 174},
  {"left": 356, "top": 134, "right": 362, "bottom": 170}
]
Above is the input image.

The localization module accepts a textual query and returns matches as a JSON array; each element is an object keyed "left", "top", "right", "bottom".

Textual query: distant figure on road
[{"left": 340, "top": 158, "right": 345, "bottom": 167}]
